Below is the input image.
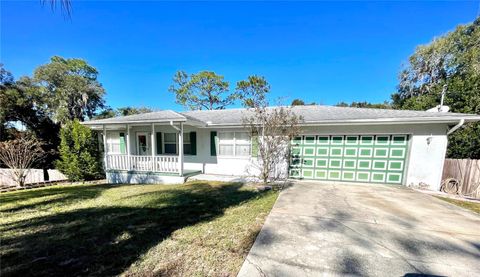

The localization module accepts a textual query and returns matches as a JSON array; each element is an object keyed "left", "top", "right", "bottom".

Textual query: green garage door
[{"left": 289, "top": 135, "right": 409, "bottom": 184}]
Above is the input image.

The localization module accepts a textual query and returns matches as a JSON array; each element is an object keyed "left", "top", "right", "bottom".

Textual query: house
[{"left": 83, "top": 105, "right": 480, "bottom": 190}]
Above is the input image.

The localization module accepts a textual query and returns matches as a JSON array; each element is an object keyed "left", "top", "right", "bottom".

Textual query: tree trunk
[{"left": 43, "top": 168, "right": 49, "bottom": 181}]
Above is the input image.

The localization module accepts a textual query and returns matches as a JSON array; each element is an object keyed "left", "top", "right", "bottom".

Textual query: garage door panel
[{"left": 290, "top": 134, "right": 409, "bottom": 185}]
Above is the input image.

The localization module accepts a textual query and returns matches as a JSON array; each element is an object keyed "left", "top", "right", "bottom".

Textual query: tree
[
  {"left": 117, "top": 106, "right": 153, "bottom": 116},
  {"left": 336, "top": 101, "right": 391, "bottom": 109},
  {"left": 235, "top": 75, "right": 270, "bottom": 108},
  {"left": 0, "top": 66, "right": 61, "bottom": 168},
  {"left": 34, "top": 56, "right": 106, "bottom": 123},
  {"left": 291, "top": 99, "right": 305, "bottom": 106},
  {"left": 56, "top": 120, "right": 103, "bottom": 181},
  {"left": 0, "top": 137, "right": 45, "bottom": 187},
  {"left": 290, "top": 99, "right": 316, "bottom": 106},
  {"left": 392, "top": 17, "right": 480, "bottom": 159},
  {"left": 169, "top": 70, "right": 235, "bottom": 110},
  {"left": 93, "top": 106, "right": 153, "bottom": 119},
  {"left": 93, "top": 107, "right": 117, "bottom": 120},
  {"left": 241, "top": 80, "right": 303, "bottom": 183}
]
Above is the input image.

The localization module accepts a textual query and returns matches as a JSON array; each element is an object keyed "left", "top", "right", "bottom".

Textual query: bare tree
[
  {"left": 238, "top": 76, "right": 302, "bottom": 183},
  {"left": 0, "top": 138, "right": 45, "bottom": 187},
  {"left": 243, "top": 105, "right": 302, "bottom": 184}
]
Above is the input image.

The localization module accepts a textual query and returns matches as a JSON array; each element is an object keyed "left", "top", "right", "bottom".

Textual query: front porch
[
  {"left": 106, "top": 154, "right": 180, "bottom": 174},
  {"left": 83, "top": 111, "right": 207, "bottom": 183}
]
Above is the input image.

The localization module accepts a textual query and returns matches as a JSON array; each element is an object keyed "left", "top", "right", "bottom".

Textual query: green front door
[{"left": 289, "top": 134, "right": 409, "bottom": 185}]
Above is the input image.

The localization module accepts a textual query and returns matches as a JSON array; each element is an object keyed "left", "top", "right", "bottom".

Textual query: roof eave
[
  {"left": 200, "top": 115, "right": 480, "bottom": 127},
  {"left": 82, "top": 118, "right": 188, "bottom": 126}
]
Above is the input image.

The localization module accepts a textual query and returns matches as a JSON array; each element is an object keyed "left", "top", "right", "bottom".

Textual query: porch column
[
  {"left": 103, "top": 125, "right": 108, "bottom": 170},
  {"left": 178, "top": 122, "right": 184, "bottom": 176},
  {"left": 126, "top": 124, "right": 131, "bottom": 170},
  {"left": 151, "top": 123, "right": 156, "bottom": 171}
]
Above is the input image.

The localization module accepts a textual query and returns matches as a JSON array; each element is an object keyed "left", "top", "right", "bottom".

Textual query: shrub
[{"left": 56, "top": 120, "right": 104, "bottom": 181}]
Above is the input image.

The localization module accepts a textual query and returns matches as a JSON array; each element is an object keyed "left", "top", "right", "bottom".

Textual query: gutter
[
  {"left": 82, "top": 118, "right": 187, "bottom": 125},
  {"left": 447, "top": 118, "right": 465, "bottom": 135},
  {"left": 199, "top": 116, "right": 479, "bottom": 128}
]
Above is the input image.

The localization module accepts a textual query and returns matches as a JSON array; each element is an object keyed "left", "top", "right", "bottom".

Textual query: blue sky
[{"left": 1, "top": 1, "right": 478, "bottom": 111}]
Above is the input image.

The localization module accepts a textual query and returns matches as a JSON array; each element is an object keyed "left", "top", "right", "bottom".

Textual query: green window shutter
[
  {"left": 119, "top": 133, "right": 126, "bottom": 154},
  {"left": 210, "top": 131, "right": 217, "bottom": 156},
  {"left": 156, "top": 132, "right": 163, "bottom": 154},
  {"left": 251, "top": 134, "right": 259, "bottom": 157},
  {"left": 190, "top": 132, "right": 197, "bottom": 155}
]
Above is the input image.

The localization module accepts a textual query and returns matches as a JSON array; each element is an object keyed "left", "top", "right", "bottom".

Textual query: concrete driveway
[{"left": 238, "top": 182, "right": 480, "bottom": 276}]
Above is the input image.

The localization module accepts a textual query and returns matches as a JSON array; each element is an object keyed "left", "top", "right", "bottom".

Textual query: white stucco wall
[
  {"left": 405, "top": 131, "right": 448, "bottom": 191},
  {"left": 102, "top": 123, "right": 450, "bottom": 190}
]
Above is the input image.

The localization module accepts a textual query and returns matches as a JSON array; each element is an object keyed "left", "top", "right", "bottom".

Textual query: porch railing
[{"left": 106, "top": 154, "right": 179, "bottom": 173}]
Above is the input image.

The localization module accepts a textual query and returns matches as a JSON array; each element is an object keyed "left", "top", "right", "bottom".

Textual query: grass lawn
[
  {"left": 0, "top": 181, "right": 279, "bottom": 276},
  {"left": 435, "top": 196, "right": 480, "bottom": 214}
]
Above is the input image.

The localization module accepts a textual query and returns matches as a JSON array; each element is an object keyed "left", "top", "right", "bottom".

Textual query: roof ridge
[{"left": 169, "top": 110, "right": 187, "bottom": 119}]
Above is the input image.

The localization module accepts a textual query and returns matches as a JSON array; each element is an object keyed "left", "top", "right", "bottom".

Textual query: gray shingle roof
[
  {"left": 182, "top": 105, "right": 480, "bottom": 125},
  {"left": 83, "top": 105, "right": 480, "bottom": 126},
  {"left": 83, "top": 110, "right": 186, "bottom": 125}
]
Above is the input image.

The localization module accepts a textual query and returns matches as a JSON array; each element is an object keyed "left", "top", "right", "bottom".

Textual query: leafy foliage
[
  {"left": 291, "top": 99, "right": 316, "bottom": 106},
  {"left": 34, "top": 56, "right": 106, "bottom": 124},
  {"left": 392, "top": 17, "right": 480, "bottom": 159},
  {"left": 1, "top": 57, "right": 106, "bottom": 168},
  {"left": 235, "top": 75, "right": 270, "bottom": 108},
  {"left": 336, "top": 101, "right": 391, "bottom": 109},
  {"left": 0, "top": 65, "right": 60, "bottom": 167},
  {"left": 169, "top": 70, "right": 236, "bottom": 110},
  {"left": 291, "top": 99, "right": 305, "bottom": 106},
  {"left": 94, "top": 106, "right": 153, "bottom": 119},
  {"left": 56, "top": 120, "right": 103, "bottom": 181}
]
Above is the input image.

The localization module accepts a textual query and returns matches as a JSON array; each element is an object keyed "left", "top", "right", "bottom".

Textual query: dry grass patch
[{"left": 435, "top": 196, "right": 480, "bottom": 214}]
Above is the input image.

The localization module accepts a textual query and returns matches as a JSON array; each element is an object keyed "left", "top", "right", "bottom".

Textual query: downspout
[{"left": 447, "top": 119, "right": 465, "bottom": 135}]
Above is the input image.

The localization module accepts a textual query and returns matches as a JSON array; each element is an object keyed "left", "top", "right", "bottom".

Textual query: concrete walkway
[{"left": 238, "top": 182, "right": 480, "bottom": 276}]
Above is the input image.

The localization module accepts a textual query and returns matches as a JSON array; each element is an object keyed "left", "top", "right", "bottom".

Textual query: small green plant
[{"left": 56, "top": 120, "right": 104, "bottom": 181}]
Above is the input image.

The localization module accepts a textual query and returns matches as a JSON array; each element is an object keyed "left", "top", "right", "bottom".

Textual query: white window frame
[
  {"left": 218, "top": 131, "right": 251, "bottom": 158},
  {"left": 183, "top": 132, "right": 192, "bottom": 155},
  {"left": 162, "top": 132, "right": 178, "bottom": 155},
  {"left": 106, "top": 132, "right": 122, "bottom": 154},
  {"left": 161, "top": 132, "right": 193, "bottom": 155}
]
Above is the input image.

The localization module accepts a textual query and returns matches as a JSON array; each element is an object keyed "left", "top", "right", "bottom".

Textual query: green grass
[
  {"left": 0, "top": 181, "right": 279, "bottom": 277},
  {"left": 436, "top": 196, "right": 480, "bottom": 214}
]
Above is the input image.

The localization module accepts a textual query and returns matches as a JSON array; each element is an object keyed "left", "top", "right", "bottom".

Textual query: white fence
[
  {"left": 0, "top": 169, "right": 67, "bottom": 187},
  {"left": 106, "top": 154, "right": 179, "bottom": 173}
]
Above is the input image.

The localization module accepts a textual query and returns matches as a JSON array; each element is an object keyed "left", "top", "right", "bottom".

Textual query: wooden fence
[
  {"left": 0, "top": 169, "right": 67, "bottom": 188},
  {"left": 442, "top": 159, "right": 480, "bottom": 199}
]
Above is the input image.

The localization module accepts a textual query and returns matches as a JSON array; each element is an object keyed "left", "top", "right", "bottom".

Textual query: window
[
  {"left": 183, "top": 133, "right": 192, "bottom": 155},
  {"left": 235, "top": 132, "right": 251, "bottom": 156},
  {"left": 106, "top": 132, "right": 125, "bottom": 154},
  {"left": 164, "top": 133, "right": 177, "bottom": 154},
  {"left": 218, "top": 132, "right": 251, "bottom": 157},
  {"left": 161, "top": 132, "right": 196, "bottom": 155}
]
